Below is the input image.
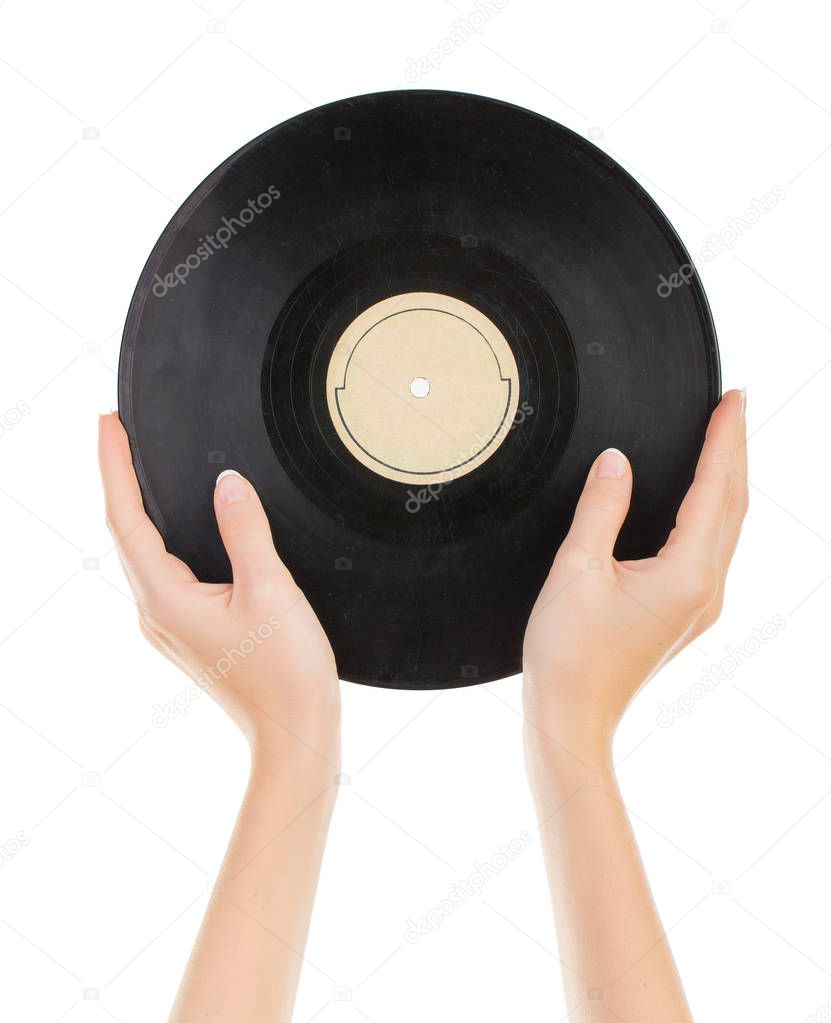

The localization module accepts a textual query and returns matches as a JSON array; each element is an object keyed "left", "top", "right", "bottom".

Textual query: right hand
[{"left": 523, "top": 389, "right": 747, "bottom": 766}]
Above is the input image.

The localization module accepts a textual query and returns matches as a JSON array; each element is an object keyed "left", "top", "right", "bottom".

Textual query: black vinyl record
[{"left": 118, "top": 89, "right": 720, "bottom": 690}]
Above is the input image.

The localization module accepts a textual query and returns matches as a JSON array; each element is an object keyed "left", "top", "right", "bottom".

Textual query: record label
[{"left": 325, "top": 291, "right": 520, "bottom": 484}]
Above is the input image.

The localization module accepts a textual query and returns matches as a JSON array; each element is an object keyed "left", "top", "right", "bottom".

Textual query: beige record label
[{"left": 326, "top": 292, "right": 520, "bottom": 485}]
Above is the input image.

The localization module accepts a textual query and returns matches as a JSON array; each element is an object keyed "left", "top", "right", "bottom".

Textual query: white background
[{"left": 0, "top": 1, "right": 828, "bottom": 1020}]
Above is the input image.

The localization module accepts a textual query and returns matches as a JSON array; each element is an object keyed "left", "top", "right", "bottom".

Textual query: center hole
[{"left": 410, "top": 377, "right": 430, "bottom": 398}]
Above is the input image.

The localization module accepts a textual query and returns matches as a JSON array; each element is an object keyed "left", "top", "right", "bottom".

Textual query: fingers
[
  {"left": 718, "top": 395, "right": 748, "bottom": 572},
  {"left": 668, "top": 389, "right": 745, "bottom": 562},
  {"left": 686, "top": 400, "right": 748, "bottom": 638},
  {"left": 213, "top": 471, "right": 293, "bottom": 601},
  {"left": 99, "top": 413, "right": 188, "bottom": 590},
  {"left": 101, "top": 415, "right": 293, "bottom": 614},
  {"left": 562, "top": 448, "right": 633, "bottom": 560}
]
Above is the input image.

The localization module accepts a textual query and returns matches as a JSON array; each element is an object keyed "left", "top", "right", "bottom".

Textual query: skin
[
  {"left": 99, "top": 389, "right": 746, "bottom": 1022},
  {"left": 99, "top": 413, "right": 340, "bottom": 1023},
  {"left": 523, "top": 388, "right": 747, "bottom": 1022}
]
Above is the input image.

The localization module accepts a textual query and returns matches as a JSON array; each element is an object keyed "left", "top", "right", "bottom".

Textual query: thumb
[
  {"left": 564, "top": 448, "right": 633, "bottom": 561},
  {"left": 214, "top": 470, "right": 289, "bottom": 595}
]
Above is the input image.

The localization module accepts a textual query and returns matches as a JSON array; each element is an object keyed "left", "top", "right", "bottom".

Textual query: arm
[
  {"left": 99, "top": 414, "right": 341, "bottom": 1023},
  {"left": 169, "top": 744, "right": 335, "bottom": 1022},
  {"left": 523, "top": 390, "right": 747, "bottom": 1022}
]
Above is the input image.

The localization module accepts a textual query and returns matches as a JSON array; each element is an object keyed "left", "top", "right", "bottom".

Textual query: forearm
[
  {"left": 527, "top": 731, "right": 692, "bottom": 1023},
  {"left": 169, "top": 738, "right": 338, "bottom": 1023}
]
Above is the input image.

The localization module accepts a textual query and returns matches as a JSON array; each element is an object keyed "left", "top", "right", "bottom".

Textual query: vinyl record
[{"left": 118, "top": 89, "right": 719, "bottom": 690}]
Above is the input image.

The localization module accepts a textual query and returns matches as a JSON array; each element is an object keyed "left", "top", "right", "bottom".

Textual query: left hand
[{"left": 99, "top": 412, "right": 341, "bottom": 765}]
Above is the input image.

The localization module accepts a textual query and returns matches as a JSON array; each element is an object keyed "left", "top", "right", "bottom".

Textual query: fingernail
[
  {"left": 739, "top": 388, "right": 746, "bottom": 418},
  {"left": 595, "top": 448, "right": 626, "bottom": 479},
  {"left": 216, "top": 469, "right": 248, "bottom": 504}
]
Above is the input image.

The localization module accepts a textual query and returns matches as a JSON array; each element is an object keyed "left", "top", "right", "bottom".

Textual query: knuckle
[
  {"left": 221, "top": 517, "right": 253, "bottom": 543},
  {"left": 103, "top": 505, "right": 120, "bottom": 539},
  {"left": 137, "top": 617, "right": 159, "bottom": 644},
  {"left": 679, "top": 566, "right": 719, "bottom": 611},
  {"left": 137, "top": 603, "right": 160, "bottom": 631},
  {"left": 557, "top": 537, "right": 592, "bottom": 568},
  {"left": 707, "top": 594, "right": 725, "bottom": 624},
  {"left": 697, "top": 593, "right": 724, "bottom": 634},
  {"left": 584, "top": 500, "right": 623, "bottom": 519},
  {"left": 136, "top": 583, "right": 168, "bottom": 626},
  {"left": 584, "top": 485, "right": 628, "bottom": 512}
]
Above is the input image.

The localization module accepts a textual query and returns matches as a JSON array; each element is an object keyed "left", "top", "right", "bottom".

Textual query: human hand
[
  {"left": 99, "top": 413, "right": 340, "bottom": 766},
  {"left": 523, "top": 389, "right": 747, "bottom": 769}
]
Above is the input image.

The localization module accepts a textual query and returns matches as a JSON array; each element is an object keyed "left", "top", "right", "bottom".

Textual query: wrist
[
  {"left": 244, "top": 680, "right": 341, "bottom": 762},
  {"left": 247, "top": 738, "right": 341, "bottom": 820},
  {"left": 249, "top": 709, "right": 341, "bottom": 781},
  {"left": 524, "top": 718, "right": 614, "bottom": 799}
]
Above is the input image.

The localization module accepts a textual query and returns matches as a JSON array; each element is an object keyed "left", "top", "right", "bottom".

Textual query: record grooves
[{"left": 119, "top": 89, "right": 719, "bottom": 689}]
